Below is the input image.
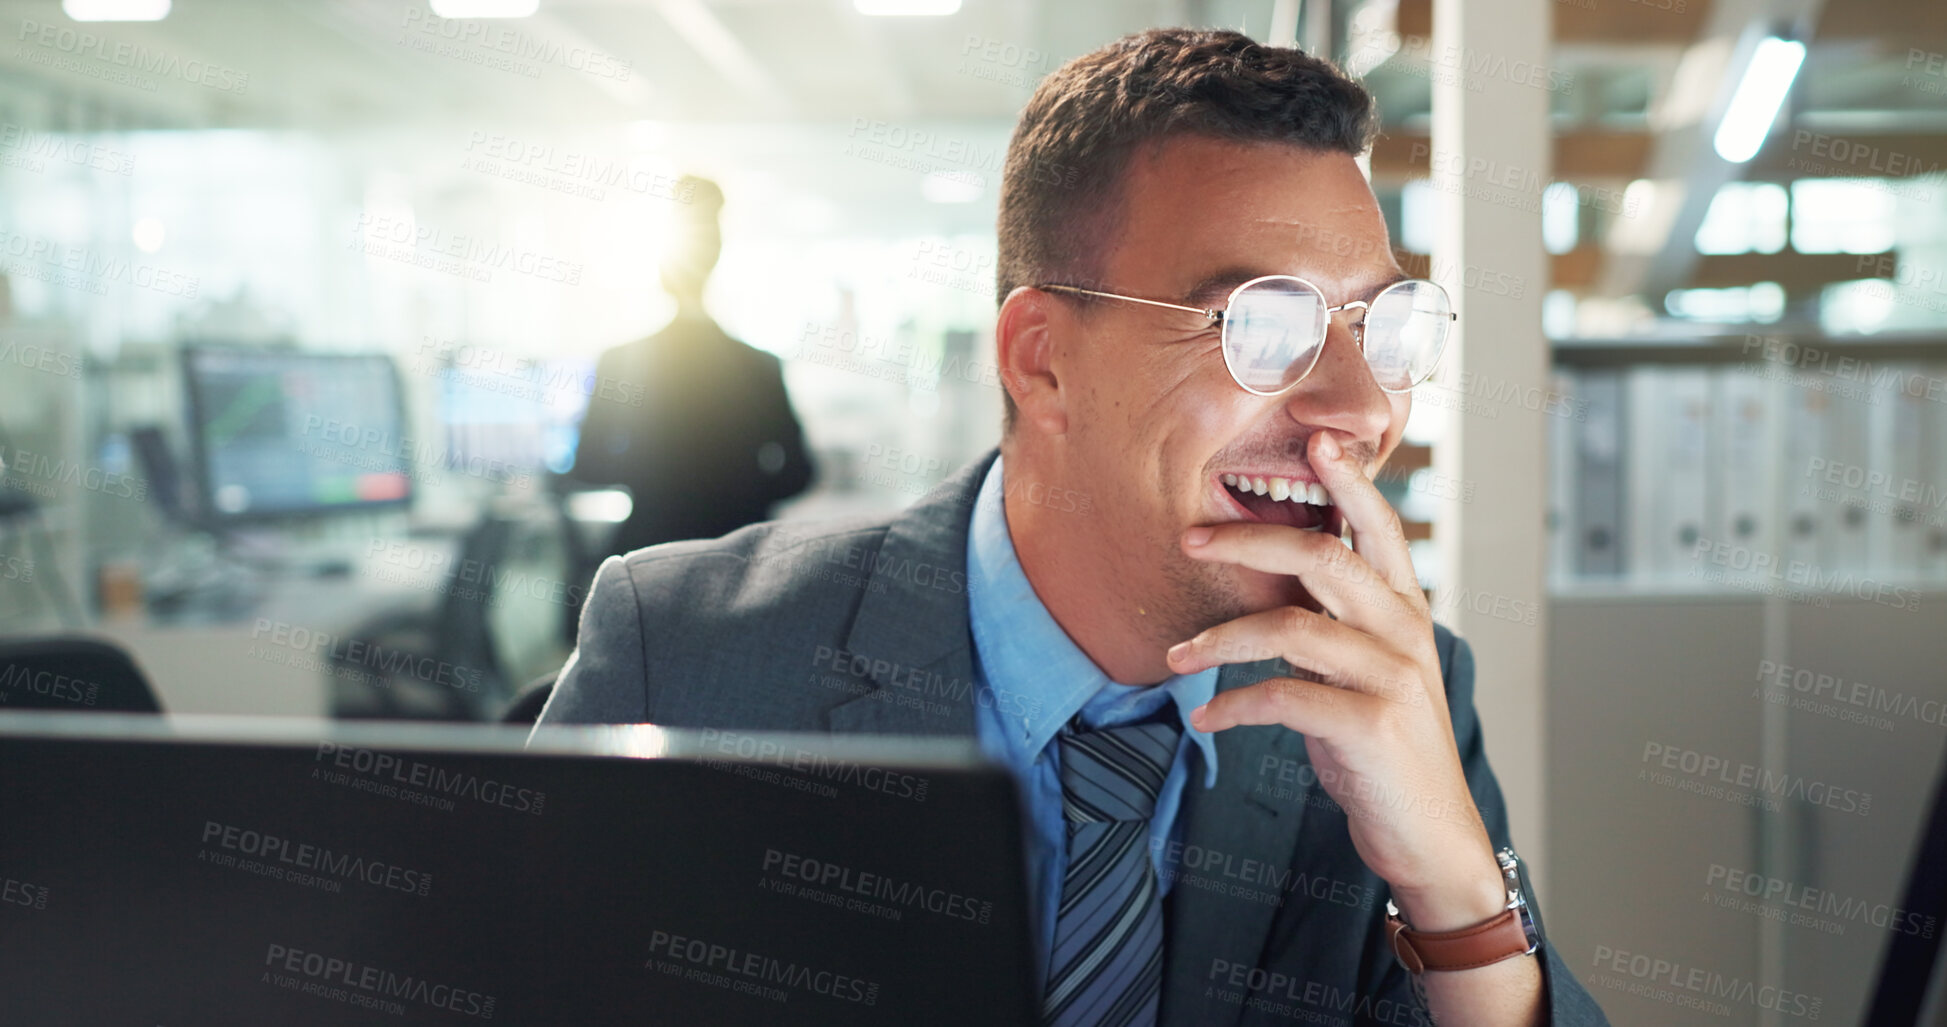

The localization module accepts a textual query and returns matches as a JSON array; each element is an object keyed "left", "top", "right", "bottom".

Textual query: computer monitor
[
  {"left": 0, "top": 713, "right": 1037, "bottom": 1025},
  {"left": 434, "top": 354, "right": 594, "bottom": 478},
  {"left": 182, "top": 347, "right": 413, "bottom": 522}
]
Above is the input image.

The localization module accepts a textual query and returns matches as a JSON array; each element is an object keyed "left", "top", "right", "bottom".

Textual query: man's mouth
[{"left": 1217, "top": 473, "right": 1336, "bottom": 532}]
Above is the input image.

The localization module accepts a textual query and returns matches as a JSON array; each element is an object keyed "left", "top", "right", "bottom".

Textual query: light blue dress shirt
[{"left": 964, "top": 455, "right": 1221, "bottom": 992}]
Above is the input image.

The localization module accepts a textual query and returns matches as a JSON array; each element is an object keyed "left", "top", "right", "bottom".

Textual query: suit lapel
[
  {"left": 823, "top": 450, "right": 996, "bottom": 739},
  {"left": 1160, "top": 659, "right": 1314, "bottom": 1027}
]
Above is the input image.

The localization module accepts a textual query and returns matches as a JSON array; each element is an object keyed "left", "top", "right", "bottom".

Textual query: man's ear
[{"left": 997, "top": 285, "right": 1067, "bottom": 436}]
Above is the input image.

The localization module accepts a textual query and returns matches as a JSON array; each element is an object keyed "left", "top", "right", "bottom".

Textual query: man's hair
[{"left": 994, "top": 28, "right": 1379, "bottom": 428}]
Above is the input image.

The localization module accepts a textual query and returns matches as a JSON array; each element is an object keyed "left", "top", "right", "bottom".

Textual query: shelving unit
[{"left": 1542, "top": 330, "right": 1947, "bottom": 1025}]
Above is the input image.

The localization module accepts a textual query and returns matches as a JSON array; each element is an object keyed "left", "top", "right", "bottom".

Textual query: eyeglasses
[{"left": 1036, "top": 275, "right": 1456, "bottom": 395}]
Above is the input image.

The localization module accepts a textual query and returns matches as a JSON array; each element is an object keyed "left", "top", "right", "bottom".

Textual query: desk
[{"left": 91, "top": 536, "right": 459, "bottom": 717}]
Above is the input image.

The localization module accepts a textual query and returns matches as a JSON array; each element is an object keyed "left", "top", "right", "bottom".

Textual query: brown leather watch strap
[{"left": 1386, "top": 907, "right": 1532, "bottom": 973}]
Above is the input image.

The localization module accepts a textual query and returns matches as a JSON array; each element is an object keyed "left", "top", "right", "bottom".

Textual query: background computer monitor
[
  {"left": 433, "top": 354, "right": 593, "bottom": 480},
  {"left": 182, "top": 347, "right": 413, "bottom": 523}
]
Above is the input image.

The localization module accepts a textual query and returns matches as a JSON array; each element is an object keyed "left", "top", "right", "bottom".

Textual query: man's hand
[{"left": 1166, "top": 428, "right": 1504, "bottom": 933}]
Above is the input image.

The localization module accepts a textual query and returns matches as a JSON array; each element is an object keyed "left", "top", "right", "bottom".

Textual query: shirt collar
[{"left": 965, "top": 455, "right": 1219, "bottom": 787}]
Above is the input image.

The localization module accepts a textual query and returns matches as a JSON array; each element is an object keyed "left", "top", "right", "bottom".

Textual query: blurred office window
[
  {"left": 1790, "top": 179, "right": 1900, "bottom": 254},
  {"left": 1664, "top": 281, "right": 1787, "bottom": 323},
  {"left": 1542, "top": 181, "right": 1580, "bottom": 255},
  {"left": 1694, "top": 181, "right": 1789, "bottom": 255}
]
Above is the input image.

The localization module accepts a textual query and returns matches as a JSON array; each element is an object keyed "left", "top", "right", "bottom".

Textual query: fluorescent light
[
  {"left": 1398, "top": 180, "right": 1434, "bottom": 253},
  {"left": 62, "top": 0, "right": 170, "bottom": 21},
  {"left": 1712, "top": 36, "right": 1806, "bottom": 163},
  {"left": 1541, "top": 182, "right": 1579, "bottom": 254},
  {"left": 131, "top": 217, "right": 166, "bottom": 254},
  {"left": 921, "top": 172, "right": 982, "bottom": 204},
  {"left": 854, "top": 0, "right": 961, "bottom": 15},
  {"left": 429, "top": 0, "right": 539, "bottom": 17}
]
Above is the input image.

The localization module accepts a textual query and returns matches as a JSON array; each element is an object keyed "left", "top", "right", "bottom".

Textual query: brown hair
[{"left": 994, "top": 28, "right": 1379, "bottom": 427}]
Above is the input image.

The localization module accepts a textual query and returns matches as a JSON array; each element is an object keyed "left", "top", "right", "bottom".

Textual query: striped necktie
[{"left": 1043, "top": 706, "right": 1183, "bottom": 1027}]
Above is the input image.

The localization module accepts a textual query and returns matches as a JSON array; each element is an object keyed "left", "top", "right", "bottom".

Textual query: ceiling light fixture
[
  {"left": 429, "top": 0, "right": 540, "bottom": 18},
  {"left": 1712, "top": 35, "right": 1806, "bottom": 163},
  {"left": 62, "top": 0, "right": 170, "bottom": 21},
  {"left": 921, "top": 172, "right": 981, "bottom": 204},
  {"left": 854, "top": 0, "right": 961, "bottom": 16}
]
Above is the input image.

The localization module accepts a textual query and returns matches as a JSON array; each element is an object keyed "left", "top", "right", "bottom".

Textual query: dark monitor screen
[
  {"left": 0, "top": 714, "right": 1037, "bottom": 1026},
  {"left": 183, "top": 347, "right": 413, "bottom": 522}
]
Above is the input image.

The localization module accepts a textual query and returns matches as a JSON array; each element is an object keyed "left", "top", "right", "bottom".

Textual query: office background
[{"left": 0, "top": 0, "right": 1943, "bottom": 1023}]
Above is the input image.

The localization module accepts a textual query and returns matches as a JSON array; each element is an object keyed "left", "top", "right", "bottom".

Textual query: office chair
[
  {"left": 0, "top": 635, "right": 163, "bottom": 713},
  {"left": 499, "top": 670, "right": 557, "bottom": 724},
  {"left": 545, "top": 474, "right": 612, "bottom": 649},
  {"left": 330, "top": 513, "right": 514, "bottom": 722}
]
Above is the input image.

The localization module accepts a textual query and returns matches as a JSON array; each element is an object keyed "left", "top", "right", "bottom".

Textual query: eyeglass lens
[
  {"left": 1221, "top": 278, "right": 1327, "bottom": 394},
  {"left": 1222, "top": 277, "right": 1451, "bottom": 394}
]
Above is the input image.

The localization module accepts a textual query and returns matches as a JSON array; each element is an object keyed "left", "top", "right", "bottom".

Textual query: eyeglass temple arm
[
  {"left": 1040, "top": 284, "right": 1459, "bottom": 326},
  {"left": 1036, "top": 284, "right": 1219, "bottom": 323}
]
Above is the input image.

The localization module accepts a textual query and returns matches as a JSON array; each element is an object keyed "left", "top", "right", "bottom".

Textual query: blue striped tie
[{"left": 1043, "top": 708, "right": 1182, "bottom": 1027}]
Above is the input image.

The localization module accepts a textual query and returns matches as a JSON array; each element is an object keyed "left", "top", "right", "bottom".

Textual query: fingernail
[
  {"left": 1167, "top": 642, "right": 1192, "bottom": 664},
  {"left": 1190, "top": 704, "right": 1208, "bottom": 727},
  {"left": 1316, "top": 432, "right": 1341, "bottom": 461},
  {"left": 1183, "top": 526, "right": 1212, "bottom": 547}
]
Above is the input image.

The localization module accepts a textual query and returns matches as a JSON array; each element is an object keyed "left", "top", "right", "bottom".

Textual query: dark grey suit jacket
[{"left": 536, "top": 449, "right": 1610, "bottom": 1027}]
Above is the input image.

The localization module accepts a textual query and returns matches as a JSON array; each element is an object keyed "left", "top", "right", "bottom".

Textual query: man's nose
[{"left": 1280, "top": 316, "right": 1391, "bottom": 444}]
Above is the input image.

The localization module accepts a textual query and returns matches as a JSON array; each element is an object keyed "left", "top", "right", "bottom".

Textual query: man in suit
[
  {"left": 538, "top": 27, "right": 1609, "bottom": 1027},
  {"left": 569, "top": 175, "right": 814, "bottom": 560}
]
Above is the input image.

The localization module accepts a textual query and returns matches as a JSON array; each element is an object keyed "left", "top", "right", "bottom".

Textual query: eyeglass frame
[{"left": 1033, "top": 274, "right": 1456, "bottom": 396}]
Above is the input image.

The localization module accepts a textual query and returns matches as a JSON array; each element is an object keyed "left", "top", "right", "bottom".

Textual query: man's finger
[
  {"left": 1166, "top": 606, "right": 1432, "bottom": 710},
  {"left": 1190, "top": 675, "right": 1381, "bottom": 735},
  {"left": 1181, "top": 521, "right": 1416, "bottom": 635},
  {"left": 1311, "top": 430, "right": 1422, "bottom": 600}
]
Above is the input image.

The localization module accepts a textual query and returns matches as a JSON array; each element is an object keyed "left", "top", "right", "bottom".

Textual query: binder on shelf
[
  {"left": 1867, "top": 364, "right": 1930, "bottom": 579},
  {"left": 1711, "top": 366, "right": 1771, "bottom": 585},
  {"left": 1778, "top": 375, "right": 1831, "bottom": 572},
  {"left": 1547, "top": 368, "right": 1579, "bottom": 588},
  {"left": 1820, "top": 384, "right": 1874, "bottom": 574},
  {"left": 1625, "top": 366, "right": 1713, "bottom": 585},
  {"left": 1572, "top": 369, "right": 1625, "bottom": 578},
  {"left": 1925, "top": 362, "right": 1947, "bottom": 581}
]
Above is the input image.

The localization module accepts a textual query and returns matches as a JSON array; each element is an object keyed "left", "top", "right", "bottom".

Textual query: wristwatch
[{"left": 1384, "top": 847, "right": 1540, "bottom": 974}]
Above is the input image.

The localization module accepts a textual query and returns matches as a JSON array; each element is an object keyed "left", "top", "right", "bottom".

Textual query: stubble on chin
[
  {"left": 1147, "top": 535, "right": 1319, "bottom": 654},
  {"left": 1149, "top": 536, "right": 1252, "bottom": 646}
]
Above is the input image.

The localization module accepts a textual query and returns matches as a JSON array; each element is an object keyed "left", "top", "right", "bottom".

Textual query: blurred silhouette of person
[{"left": 568, "top": 176, "right": 813, "bottom": 561}]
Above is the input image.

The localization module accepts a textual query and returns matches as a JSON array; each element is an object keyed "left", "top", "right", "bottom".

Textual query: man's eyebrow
[
  {"left": 1356, "top": 270, "right": 1411, "bottom": 302},
  {"left": 1183, "top": 267, "right": 1272, "bottom": 307},
  {"left": 1184, "top": 266, "right": 1413, "bottom": 306}
]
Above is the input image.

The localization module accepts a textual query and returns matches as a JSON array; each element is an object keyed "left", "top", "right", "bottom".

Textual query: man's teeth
[{"left": 1221, "top": 473, "right": 1330, "bottom": 506}]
